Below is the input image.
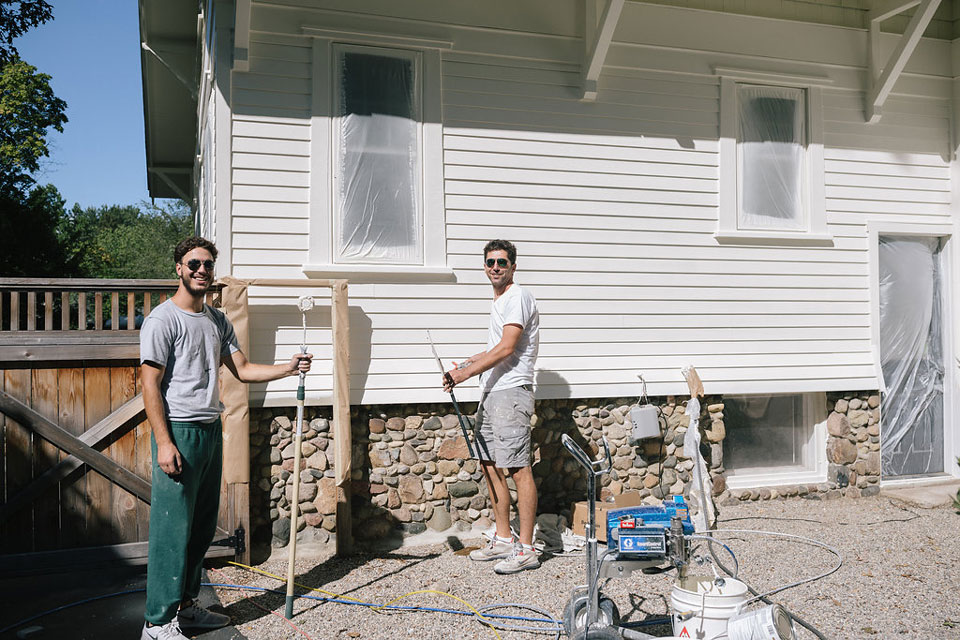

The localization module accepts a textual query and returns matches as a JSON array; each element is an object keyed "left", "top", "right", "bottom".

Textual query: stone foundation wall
[{"left": 250, "top": 391, "right": 880, "bottom": 551}]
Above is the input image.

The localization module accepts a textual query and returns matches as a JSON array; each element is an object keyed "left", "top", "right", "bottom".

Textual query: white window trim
[
  {"left": 304, "top": 38, "right": 451, "bottom": 281},
  {"left": 724, "top": 393, "right": 827, "bottom": 490},
  {"left": 716, "top": 71, "right": 830, "bottom": 246}
]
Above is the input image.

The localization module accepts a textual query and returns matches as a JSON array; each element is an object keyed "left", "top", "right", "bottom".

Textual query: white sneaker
[
  {"left": 469, "top": 534, "right": 515, "bottom": 561},
  {"left": 494, "top": 544, "right": 541, "bottom": 574},
  {"left": 141, "top": 621, "right": 189, "bottom": 640},
  {"left": 177, "top": 602, "right": 230, "bottom": 629}
]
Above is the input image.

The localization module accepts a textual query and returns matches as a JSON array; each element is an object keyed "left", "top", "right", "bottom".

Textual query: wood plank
[
  {"left": 58, "top": 367, "right": 86, "bottom": 546},
  {"left": 0, "top": 388, "right": 150, "bottom": 502},
  {"left": 61, "top": 292, "right": 70, "bottom": 330},
  {"left": 143, "top": 293, "right": 151, "bottom": 318},
  {"left": 109, "top": 367, "right": 139, "bottom": 543},
  {"left": 11, "top": 291, "right": 19, "bottom": 330},
  {"left": 110, "top": 292, "right": 119, "bottom": 331},
  {"left": 134, "top": 372, "right": 150, "bottom": 541},
  {"left": 77, "top": 292, "right": 86, "bottom": 331},
  {"left": 0, "top": 393, "right": 146, "bottom": 524},
  {"left": 331, "top": 280, "right": 351, "bottom": 556},
  {"left": 26, "top": 292, "right": 35, "bottom": 331},
  {"left": 127, "top": 292, "right": 136, "bottom": 331},
  {"left": 0, "top": 366, "right": 5, "bottom": 547},
  {"left": 83, "top": 367, "right": 112, "bottom": 544},
  {"left": 0, "top": 278, "right": 177, "bottom": 289},
  {"left": 94, "top": 293, "right": 103, "bottom": 330},
  {"left": 0, "top": 344, "right": 140, "bottom": 363},
  {"left": 3, "top": 370, "right": 32, "bottom": 552},
  {"left": 44, "top": 292, "right": 53, "bottom": 330},
  {"left": 31, "top": 368, "right": 59, "bottom": 550}
]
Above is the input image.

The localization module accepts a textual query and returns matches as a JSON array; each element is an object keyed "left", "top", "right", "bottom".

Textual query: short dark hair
[
  {"left": 483, "top": 239, "right": 516, "bottom": 264},
  {"left": 174, "top": 236, "right": 218, "bottom": 264}
]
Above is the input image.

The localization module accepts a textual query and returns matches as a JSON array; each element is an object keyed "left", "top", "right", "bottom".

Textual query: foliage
[
  {"left": 58, "top": 199, "right": 194, "bottom": 279},
  {"left": 0, "top": 0, "right": 52, "bottom": 63},
  {"left": 0, "top": 56, "right": 67, "bottom": 192},
  {"left": 0, "top": 181, "right": 67, "bottom": 276}
]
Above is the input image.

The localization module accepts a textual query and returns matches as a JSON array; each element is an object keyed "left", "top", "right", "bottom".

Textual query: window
[
  {"left": 722, "top": 393, "right": 826, "bottom": 489},
  {"left": 306, "top": 39, "right": 449, "bottom": 280},
  {"left": 717, "top": 72, "right": 829, "bottom": 244},
  {"left": 334, "top": 47, "right": 421, "bottom": 264}
]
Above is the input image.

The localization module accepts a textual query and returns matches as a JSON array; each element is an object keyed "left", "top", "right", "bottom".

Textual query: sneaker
[
  {"left": 469, "top": 534, "right": 515, "bottom": 561},
  {"left": 494, "top": 544, "right": 540, "bottom": 574},
  {"left": 141, "top": 621, "right": 189, "bottom": 640},
  {"left": 177, "top": 602, "right": 230, "bottom": 630}
]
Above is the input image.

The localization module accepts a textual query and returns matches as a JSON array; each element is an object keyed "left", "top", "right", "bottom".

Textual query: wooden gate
[{"left": 0, "top": 279, "right": 247, "bottom": 573}]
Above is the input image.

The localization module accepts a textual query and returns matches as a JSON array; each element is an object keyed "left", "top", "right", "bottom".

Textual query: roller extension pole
[
  {"left": 427, "top": 330, "right": 476, "bottom": 459},
  {"left": 286, "top": 295, "right": 314, "bottom": 619}
]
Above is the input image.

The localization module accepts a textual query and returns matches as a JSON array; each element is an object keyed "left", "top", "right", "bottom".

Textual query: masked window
[{"left": 334, "top": 47, "right": 422, "bottom": 264}]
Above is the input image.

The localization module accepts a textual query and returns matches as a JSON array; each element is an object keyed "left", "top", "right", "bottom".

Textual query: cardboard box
[{"left": 570, "top": 491, "right": 643, "bottom": 543}]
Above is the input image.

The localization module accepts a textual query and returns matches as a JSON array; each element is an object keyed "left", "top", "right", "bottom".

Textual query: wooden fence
[{"left": 0, "top": 278, "right": 248, "bottom": 569}]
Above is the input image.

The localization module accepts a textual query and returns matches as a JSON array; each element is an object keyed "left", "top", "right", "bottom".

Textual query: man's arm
[
  {"left": 222, "top": 350, "right": 313, "bottom": 383},
  {"left": 444, "top": 324, "right": 522, "bottom": 390},
  {"left": 141, "top": 362, "right": 181, "bottom": 476}
]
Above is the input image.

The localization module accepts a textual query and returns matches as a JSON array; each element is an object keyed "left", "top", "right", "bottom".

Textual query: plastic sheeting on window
[
  {"left": 879, "top": 236, "right": 944, "bottom": 476},
  {"left": 335, "top": 51, "right": 421, "bottom": 264},
  {"left": 738, "top": 85, "right": 805, "bottom": 230}
]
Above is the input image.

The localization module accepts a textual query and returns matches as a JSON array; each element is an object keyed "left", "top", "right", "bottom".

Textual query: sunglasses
[
  {"left": 183, "top": 259, "right": 215, "bottom": 272},
  {"left": 485, "top": 258, "right": 510, "bottom": 268}
]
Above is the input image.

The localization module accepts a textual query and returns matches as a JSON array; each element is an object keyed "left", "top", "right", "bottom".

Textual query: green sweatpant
[{"left": 145, "top": 419, "right": 223, "bottom": 625}]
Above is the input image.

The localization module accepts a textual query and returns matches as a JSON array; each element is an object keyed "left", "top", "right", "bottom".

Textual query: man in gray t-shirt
[{"left": 139, "top": 237, "right": 312, "bottom": 640}]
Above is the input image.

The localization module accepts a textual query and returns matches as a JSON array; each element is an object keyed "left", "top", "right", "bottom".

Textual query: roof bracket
[
  {"left": 582, "top": 0, "right": 624, "bottom": 101},
  {"left": 141, "top": 41, "right": 198, "bottom": 100},
  {"left": 865, "top": 0, "right": 941, "bottom": 123}
]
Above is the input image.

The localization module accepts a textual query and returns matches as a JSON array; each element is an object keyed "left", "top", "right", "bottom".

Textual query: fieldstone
[
  {"left": 867, "top": 423, "right": 880, "bottom": 437},
  {"left": 369, "top": 418, "right": 386, "bottom": 434},
  {"left": 432, "top": 483, "right": 448, "bottom": 499},
  {"left": 865, "top": 451, "right": 881, "bottom": 475},
  {"left": 398, "top": 476, "right": 425, "bottom": 502},
  {"left": 304, "top": 512, "right": 324, "bottom": 528},
  {"left": 387, "top": 489, "right": 401, "bottom": 509},
  {"left": 274, "top": 416, "right": 292, "bottom": 431},
  {"left": 423, "top": 416, "right": 443, "bottom": 431},
  {"left": 307, "top": 450, "right": 328, "bottom": 471},
  {"left": 438, "top": 437, "right": 471, "bottom": 460},
  {"left": 834, "top": 399, "right": 849, "bottom": 414},
  {"left": 402, "top": 522, "right": 427, "bottom": 535},
  {"left": 827, "top": 438, "right": 857, "bottom": 464},
  {"left": 399, "top": 445, "right": 418, "bottom": 466},
  {"left": 285, "top": 483, "right": 317, "bottom": 502},
  {"left": 272, "top": 517, "right": 290, "bottom": 544},
  {"left": 314, "top": 478, "right": 337, "bottom": 514},
  {"left": 386, "top": 417, "right": 406, "bottom": 431},
  {"left": 848, "top": 398, "right": 862, "bottom": 410},
  {"left": 861, "top": 485, "right": 880, "bottom": 497},
  {"left": 867, "top": 395, "right": 880, "bottom": 409},
  {"left": 705, "top": 421, "right": 725, "bottom": 443},
  {"left": 448, "top": 480, "right": 479, "bottom": 498},
  {"left": 827, "top": 413, "right": 851, "bottom": 438}
]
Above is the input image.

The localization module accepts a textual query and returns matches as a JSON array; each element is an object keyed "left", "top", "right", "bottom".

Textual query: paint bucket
[
  {"left": 727, "top": 604, "right": 796, "bottom": 640},
  {"left": 670, "top": 576, "right": 749, "bottom": 640}
]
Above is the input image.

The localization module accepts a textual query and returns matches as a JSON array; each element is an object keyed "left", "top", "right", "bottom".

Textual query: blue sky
[{"left": 15, "top": 0, "right": 161, "bottom": 210}]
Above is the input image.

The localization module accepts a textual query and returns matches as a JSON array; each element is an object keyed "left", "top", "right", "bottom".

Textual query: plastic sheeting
[
  {"left": 738, "top": 85, "right": 805, "bottom": 230},
  {"left": 879, "top": 236, "right": 944, "bottom": 476},
  {"left": 336, "top": 51, "right": 421, "bottom": 264}
]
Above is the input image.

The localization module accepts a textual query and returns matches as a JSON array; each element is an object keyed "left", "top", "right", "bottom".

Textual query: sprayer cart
[{"left": 560, "top": 434, "right": 693, "bottom": 640}]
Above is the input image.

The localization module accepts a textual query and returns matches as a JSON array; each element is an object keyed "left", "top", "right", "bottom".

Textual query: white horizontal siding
[{"left": 222, "top": 0, "right": 955, "bottom": 406}]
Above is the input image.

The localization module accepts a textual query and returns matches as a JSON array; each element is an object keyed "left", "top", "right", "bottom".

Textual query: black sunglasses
[
  {"left": 183, "top": 259, "right": 215, "bottom": 272},
  {"left": 485, "top": 258, "right": 510, "bottom": 268}
]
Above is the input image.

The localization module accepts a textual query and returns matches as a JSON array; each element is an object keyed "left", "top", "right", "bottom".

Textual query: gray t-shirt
[{"left": 139, "top": 299, "right": 241, "bottom": 422}]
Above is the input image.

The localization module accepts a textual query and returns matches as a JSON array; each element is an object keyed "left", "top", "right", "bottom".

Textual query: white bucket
[{"left": 671, "top": 576, "right": 749, "bottom": 640}]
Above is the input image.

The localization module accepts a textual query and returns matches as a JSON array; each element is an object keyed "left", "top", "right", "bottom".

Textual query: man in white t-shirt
[{"left": 444, "top": 239, "right": 540, "bottom": 574}]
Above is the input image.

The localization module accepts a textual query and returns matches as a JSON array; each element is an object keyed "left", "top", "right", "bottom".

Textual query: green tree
[
  {"left": 59, "top": 199, "right": 194, "bottom": 278},
  {"left": 0, "top": 0, "right": 53, "bottom": 63},
  {"left": 0, "top": 181, "right": 68, "bottom": 275}
]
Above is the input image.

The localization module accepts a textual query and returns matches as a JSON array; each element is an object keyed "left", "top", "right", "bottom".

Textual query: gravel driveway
[{"left": 209, "top": 494, "right": 960, "bottom": 640}]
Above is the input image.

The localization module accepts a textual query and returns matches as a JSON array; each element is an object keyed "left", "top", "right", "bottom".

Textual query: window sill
[
  {"left": 714, "top": 231, "right": 834, "bottom": 247},
  {"left": 302, "top": 263, "right": 455, "bottom": 283},
  {"left": 724, "top": 468, "right": 826, "bottom": 491}
]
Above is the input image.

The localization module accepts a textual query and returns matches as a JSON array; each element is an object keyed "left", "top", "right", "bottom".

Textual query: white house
[{"left": 139, "top": 0, "right": 959, "bottom": 497}]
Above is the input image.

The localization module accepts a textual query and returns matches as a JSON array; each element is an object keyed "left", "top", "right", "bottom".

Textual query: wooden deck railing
[{"left": 0, "top": 279, "right": 190, "bottom": 362}]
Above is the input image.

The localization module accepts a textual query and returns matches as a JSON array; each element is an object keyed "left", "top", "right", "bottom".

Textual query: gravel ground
[{"left": 209, "top": 495, "right": 960, "bottom": 640}]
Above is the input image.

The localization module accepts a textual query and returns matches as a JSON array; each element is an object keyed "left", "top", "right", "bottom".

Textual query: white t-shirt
[{"left": 479, "top": 283, "right": 539, "bottom": 392}]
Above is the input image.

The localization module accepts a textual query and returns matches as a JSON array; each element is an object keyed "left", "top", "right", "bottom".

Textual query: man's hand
[
  {"left": 157, "top": 441, "right": 183, "bottom": 476},
  {"left": 288, "top": 352, "right": 313, "bottom": 375},
  {"left": 443, "top": 366, "right": 468, "bottom": 392}
]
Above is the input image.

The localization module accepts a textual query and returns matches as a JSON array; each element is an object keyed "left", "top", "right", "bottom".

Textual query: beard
[{"left": 180, "top": 269, "right": 212, "bottom": 298}]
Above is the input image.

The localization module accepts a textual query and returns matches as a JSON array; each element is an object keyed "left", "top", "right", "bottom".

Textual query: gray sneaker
[
  {"left": 469, "top": 535, "right": 514, "bottom": 561},
  {"left": 141, "top": 621, "right": 189, "bottom": 640},
  {"left": 494, "top": 544, "right": 540, "bottom": 574},
  {"left": 177, "top": 602, "right": 230, "bottom": 629}
]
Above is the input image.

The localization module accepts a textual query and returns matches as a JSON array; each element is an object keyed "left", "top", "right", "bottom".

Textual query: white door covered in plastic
[{"left": 878, "top": 235, "right": 945, "bottom": 478}]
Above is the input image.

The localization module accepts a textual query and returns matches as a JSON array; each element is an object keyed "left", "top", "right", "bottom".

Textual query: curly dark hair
[
  {"left": 174, "top": 236, "right": 218, "bottom": 264},
  {"left": 483, "top": 239, "right": 516, "bottom": 264}
]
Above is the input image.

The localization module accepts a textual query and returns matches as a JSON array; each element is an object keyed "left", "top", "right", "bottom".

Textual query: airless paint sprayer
[{"left": 285, "top": 295, "right": 314, "bottom": 619}]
